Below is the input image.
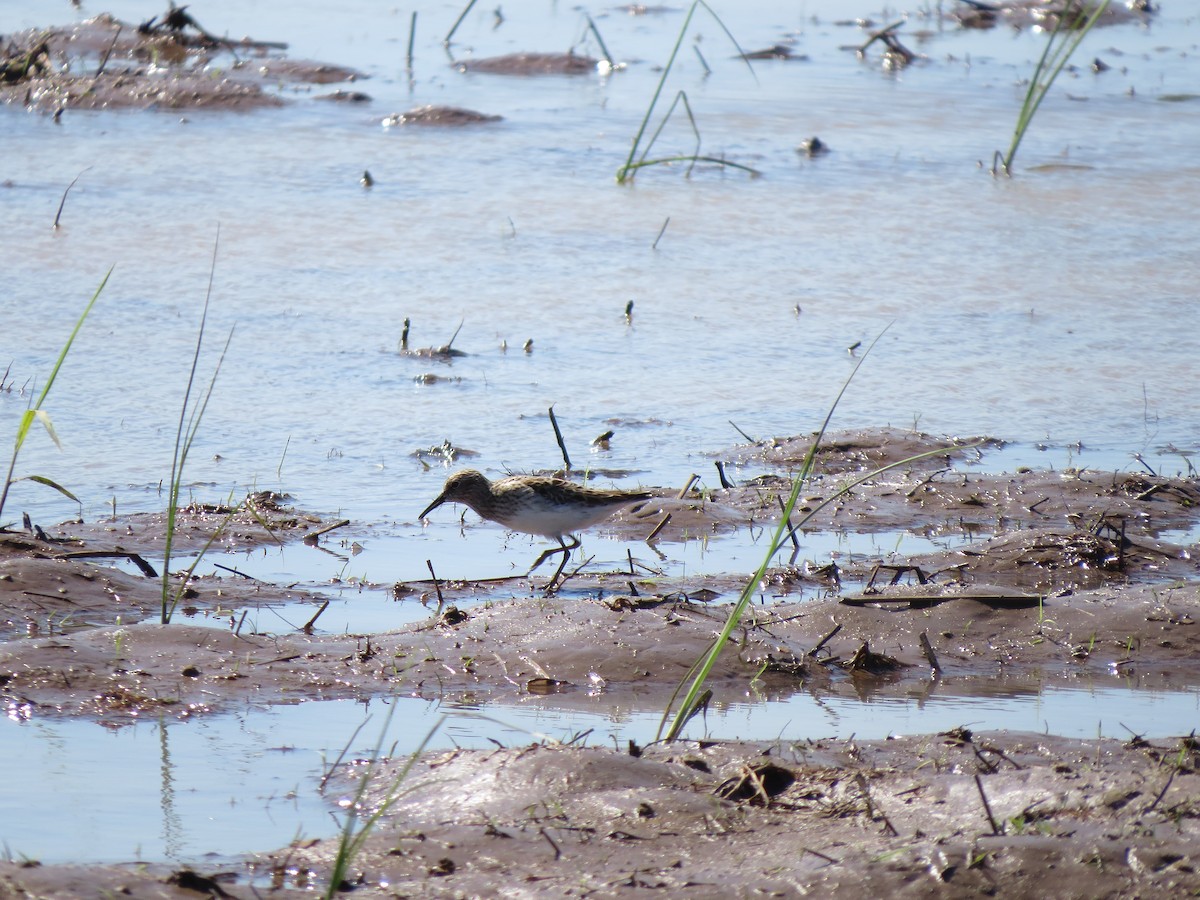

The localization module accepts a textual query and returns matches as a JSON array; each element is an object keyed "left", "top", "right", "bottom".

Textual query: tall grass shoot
[{"left": 0, "top": 268, "right": 111, "bottom": 525}]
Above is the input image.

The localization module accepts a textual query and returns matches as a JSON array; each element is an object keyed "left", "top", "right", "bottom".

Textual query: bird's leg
[{"left": 528, "top": 536, "right": 580, "bottom": 574}]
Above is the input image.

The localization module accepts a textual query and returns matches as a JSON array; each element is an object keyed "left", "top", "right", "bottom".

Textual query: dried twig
[
  {"left": 56, "top": 549, "right": 157, "bottom": 577},
  {"left": 426, "top": 559, "right": 444, "bottom": 616},
  {"left": 302, "top": 600, "right": 330, "bottom": 632},
  {"left": 808, "top": 622, "right": 842, "bottom": 658},
  {"left": 975, "top": 774, "right": 1001, "bottom": 834},
  {"left": 676, "top": 474, "right": 699, "bottom": 499},
  {"left": 646, "top": 512, "right": 672, "bottom": 542},
  {"left": 548, "top": 405, "right": 572, "bottom": 471},
  {"left": 919, "top": 630, "right": 942, "bottom": 672}
]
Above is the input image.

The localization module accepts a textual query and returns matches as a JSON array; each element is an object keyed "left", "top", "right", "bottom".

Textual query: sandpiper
[{"left": 418, "top": 469, "right": 653, "bottom": 586}]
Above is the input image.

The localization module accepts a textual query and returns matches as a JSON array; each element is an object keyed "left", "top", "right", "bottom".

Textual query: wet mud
[
  {"left": 0, "top": 13, "right": 362, "bottom": 112},
  {"left": 5, "top": 731, "right": 1199, "bottom": 897},
  {"left": 454, "top": 52, "right": 601, "bottom": 76},
  {"left": 2, "top": 427, "right": 1200, "bottom": 894},
  {"left": 381, "top": 105, "right": 502, "bottom": 127}
]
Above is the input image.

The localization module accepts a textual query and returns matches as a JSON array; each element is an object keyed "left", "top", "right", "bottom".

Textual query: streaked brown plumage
[{"left": 418, "top": 469, "right": 652, "bottom": 582}]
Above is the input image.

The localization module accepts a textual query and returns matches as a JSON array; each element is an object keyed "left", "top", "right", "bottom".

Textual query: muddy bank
[
  {"left": 0, "top": 12, "right": 363, "bottom": 111},
  {"left": 3, "top": 429, "right": 1199, "bottom": 720},
  {"left": 7, "top": 574, "right": 1197, "bottom": 723},
  {"left": 4, "top": 730, "right": 1198, "bottom": 897},
  {"left": 2, "top": 427, "right": 1199, "bottom": 895}
]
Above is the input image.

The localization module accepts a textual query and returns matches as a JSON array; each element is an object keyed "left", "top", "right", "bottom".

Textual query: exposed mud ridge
[
  {"left": 2, "top": 427, "right": 1199, "bottom": 896},
  {"left": 4, "top": 731, "right": 1198, "bottom": 897},
  {"left": 3, "top": 429, "right": 1199, "bottom": 718},
  {"left": 381, "top": 105, "right": 503, "bottom": 127},
  {"left": 455, "top": 51, "right": 601, "bottom": 76},
  {"left": 0, "top": 11, "right": 363, "bottom": 112},
  {"left": 953, "top": 0, "right": 1156, "bottom": 31}
]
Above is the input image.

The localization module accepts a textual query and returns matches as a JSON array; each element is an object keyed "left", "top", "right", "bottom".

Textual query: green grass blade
[
  {"left": 162, "top": 233, "right": 230, "bottom": 623},
  {"left": 585, "top": 14, "right": 613, "bottom": 67},
  {"left": 0, "top": 267, "right": 110, "bottom": 522},
  {"left": 18, "top": 474, "right": 80, "bottom": 504},
  {"left": 617, "top": 0, "right": 756, "bottom": 183},
  {"left": 660, "top": 326, "right": 894, "bottom": 741},
  {"left": 30, "top": 410, "right": 61, "bottom": 450},
  {"left": 621, "top": 156, "right": 762, "bottom": 178},
  {"left": 618, "top": 2, "right": 697, "bottom": 182},
  {"left": 28, "top": 267, "right": 112, "bottom": 416},
  {"left": 998, "top": 1, "right": 1111, "bottom": 174},
  {"left": 324, "top": 710, "right": 445, "bottom": 898}
]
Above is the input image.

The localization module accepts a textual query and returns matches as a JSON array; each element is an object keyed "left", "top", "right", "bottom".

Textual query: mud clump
[
  {"left": 381, "top": 105, "right": 502, "bottom": 127},
  {"left": 0, "top": 12, "right": 364, "bottom": 112},
  {"left": 455, "top": 51, "right": 600, "bottom": 76}
]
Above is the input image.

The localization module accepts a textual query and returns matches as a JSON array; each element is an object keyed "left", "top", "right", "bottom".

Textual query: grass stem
[
  {"left": 444, "top": 0, "right": 478, "bottom": 46},
  {"left": 0, "top": 267, "right": 110, "bottom": 524},
  {"left": 994, "top": 1, "right": 1111, "bottom": 175}
]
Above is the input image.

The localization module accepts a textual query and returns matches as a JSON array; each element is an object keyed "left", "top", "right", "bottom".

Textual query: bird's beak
[{"left": 418, "top": 493, "right": 446, "bottom": 521}]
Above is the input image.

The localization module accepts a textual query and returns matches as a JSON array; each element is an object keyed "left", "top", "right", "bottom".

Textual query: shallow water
[
  {"left": 3, "top": 0, "right": 1200, "bottom": 867},
  {"left": 5, "top": 677, "right": 1199, "bottom": 864}
]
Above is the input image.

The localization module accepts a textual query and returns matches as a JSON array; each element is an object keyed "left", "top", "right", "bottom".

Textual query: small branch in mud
[
  {"left": 855, "top": 20, "right": 914, "bottom": 68},
  {"left": 545, "top": 554, "right": 594, "bottom": 597},
  {"left": 646, "top": 512, "right": 672, "bottom": 542},
  {"left": 715, "top": 461, "right": 734, "bottom": 489},
  {"left": 854, "top": 773, "right": 898, "bottom": 835},
  {"left": 93, "top": 26, "right": 122, "bottom": 79},
  {"left": 676, "top": 474, "right": 699, "bottom": 499},
  {"left": 139, "top": 4, "right": 231, "bottom": 53},
  {"left": 802, "top": 847, "right": 839, "bottom": 866},
  {"left": 729, "top": 420, "right": 757, "bottom": 443},
  {"left": 975, "top": 773, "right": 1001, "bottom": 835},
  {"left": 841, "top": 592, "right": 1041, "bottom": 610},
  {"left": 301, "top": 600, "right": 330, "bottom": 633},
  {"left": 426, "top": 559, "right": 444, "bottom": 616},
  {"left": 808, "top": 622, "right": 842, "bottom": 658},
  {"left": 539, "top": 827, "right": 562, "bottom": 861},
  {"left": 865, "top": 563, "right": 928, "bottom": 591},
  {"left": 56, "top": 549, "right": 157, "bottom": 577},
  {"left": 303, "top": 518, "right": 350, "bottom": 545},
  {"left": 976, "top": 742, "right": 1022, "bottom": 773},
  {"left": 1144, "top": 766, "right": 1178, "bottom": 814},
  {"left": 919, "top": 631, "right": 942, "bottom": 673},
  {"left": 905, "top": 466, "right": 950, "bottom": 499},
  {"left": 652, "top": 216, "right": 670, "bottom": 250},
  {"left": 213, "top": 563, "right": 266, "bottom": 581}
]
